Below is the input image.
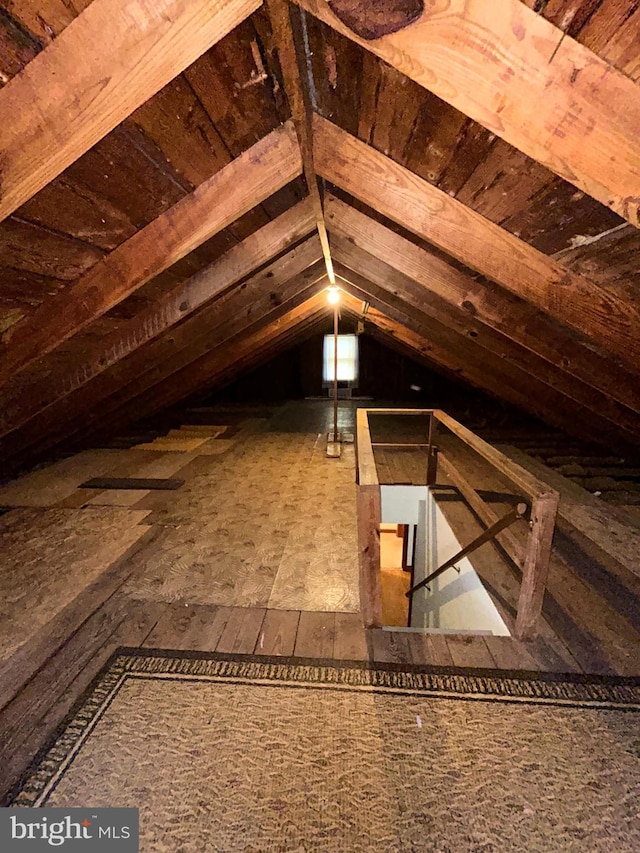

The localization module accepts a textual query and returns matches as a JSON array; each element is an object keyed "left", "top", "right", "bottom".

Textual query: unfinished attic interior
[{"left": 2, "top": 0, "right": 640, "bottom": 846}]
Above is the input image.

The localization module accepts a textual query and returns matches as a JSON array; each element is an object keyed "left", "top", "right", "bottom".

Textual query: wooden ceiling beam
[
  {"left": 337, "top": 289, "right": 616, "bottom": 448},
  {"left": 2, "top": 250, "right": 325, "bottom": 463},
  {"left": 333, "top": 256, "right": 640, "bottom": 446},
  {"left": 159, "top": 309, "right": 327, "bottom": 412},
  {"left": 326, "top": 195, "right": 640, "bottom": 418},
  {"left": 295, "top": 0, "right": 640, "bottom": 227},
  {"left": 0, "top": 122, "right": 302, "bottom": 385},
  {"left": 315, "top": 117, "right": 640, "bottom": 372},
  {"left": 82, "top": 288, "right": 329, "bottom": 440},
  {"left": 84, "top": 255, "right": 326, "bottom": 427},
  {"left": 266, "top": 0, "right": 335, "bottom": 283},
  {"left": 0, "top": 0, "right": 261, "bottom": 222},
  {"left": 0, "top": 197, "right": 316, "bottom": 440}
]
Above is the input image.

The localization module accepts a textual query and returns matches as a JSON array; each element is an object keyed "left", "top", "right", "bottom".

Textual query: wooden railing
[{"left": 355, "top": 408, "right": 560, "bottom": 639}]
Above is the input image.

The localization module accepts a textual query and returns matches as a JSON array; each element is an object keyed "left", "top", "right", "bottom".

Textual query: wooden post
[
  {"left": 357, "top": 484, "right": 382, "bottom": 628},
  {"left": 426, "top": 413, "right": 439, "bottom": 486},
  {"left": 333, "top": 303, "right": 339, "bottom": 442},
  {"left": 515, "top": 492, "right": 559, "bottom": 639},
  {"left": 356, "top": 409, "right": 382, "bottom": 626}
]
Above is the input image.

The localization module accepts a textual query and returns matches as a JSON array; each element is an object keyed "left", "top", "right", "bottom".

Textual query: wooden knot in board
[{"left": 328, "top": 0, "right": 424, "bottom": 40}]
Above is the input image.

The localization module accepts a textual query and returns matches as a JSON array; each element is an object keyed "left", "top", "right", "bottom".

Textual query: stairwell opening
[{"left": 379, "top": 486, "right": 510, "bottom": 635}]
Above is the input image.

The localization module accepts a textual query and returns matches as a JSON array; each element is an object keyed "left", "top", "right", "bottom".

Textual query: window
[{"left": 323, "top": 334, "right": 358, "bottom": 384}]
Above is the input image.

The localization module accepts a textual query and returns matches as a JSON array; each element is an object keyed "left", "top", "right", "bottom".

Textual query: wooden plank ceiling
[{"left": 1, "top": 0, "right": 639, "bottom": 476}]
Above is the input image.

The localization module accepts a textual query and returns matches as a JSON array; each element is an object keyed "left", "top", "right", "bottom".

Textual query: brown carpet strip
[{"left": 9, "top": 651, "right": 640, "bottom": 851}]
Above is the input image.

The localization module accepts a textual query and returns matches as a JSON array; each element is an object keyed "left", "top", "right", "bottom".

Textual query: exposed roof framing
[
  {"left": 5, "top": 302, "right": 330, "bottom": 473},
  {"left": 294, "top": 0, "right": 640, "bottom": 227},
  {"left": 334, "top": 287, "right": 633, "bottom": 449},
  {"left": 1, "top": 0, "right": 639, "bottom": 473},
  {"left": 324, "top": 196, "right": 640, "bottom": 418},
  {"left": 314, "top": 117, "right": 640, "bottom": 371},
  {"left": 0, "top": 249, "right": 326, "bottom": 473},
  {"left": 63, "top": 289, "right": 330, "bottom": 450},
  {"left": 0, "top": 122, "right": 302, "bottom": 383},
  {"left": 266, "top": 0, "right": 335, "bottom": 282},
  {"left": 0, "top": 198, "right": 316, "bottom": 439},
  {"left": 332, "top": 256, "right": 640, "bottom": 443},
  {"left": 0, "top": 0, "right": 261, "bottom": 221}
]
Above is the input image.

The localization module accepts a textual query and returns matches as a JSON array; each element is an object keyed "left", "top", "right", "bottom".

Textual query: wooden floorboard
[
  {"left": 483, "top": 636, "right": 541, "bottom": 671},
  {"left": 0, "top": 596, "right": 130, "bottom": 800},
  {"left": 405, "top": 632, "right": 455, "bottom": 667},
  {"left": 0, "top": 596, "right": 162, "bottom": 804},
  {"left": 0, "top": 525, "right": 159, "bottom": 714},
  {"left": 294, "top": 612, "right": 336, "bottom": 658},
  {"left": 368, "top": 629, "right": 412, "bottom": 664},
  {"left": 257, "top": 610, "right": 300, "bottom": 656},
  {"left": 436, "top": 443, "right": 640, "bottom": 675},
  {"left": 143, "top": 603, "right": 228, "bottom": 651},
  {"left": 333, "top": 612, "right": 368, "bottom": 660},
  {"left": 4, "top": 401, "right": 640, "bottom": 804},
  {"left": 446, "top": 635, "right": 496, "bottom": 669},
  {"left": 434, "top": 484, "right": 581, "bottom": 670},
  {"left": 215, "top": 607, "right": 266, "bottom": 655},
  {"left": 520, "top": 637, "right": 578, "bottom": 674},
  {"left": 554, "top": 525, "right": 640, "bottom": 631}
]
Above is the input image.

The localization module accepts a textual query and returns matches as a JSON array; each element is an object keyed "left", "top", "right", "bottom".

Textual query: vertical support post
[
  {"left": 333, "top": 303, "right": 339, "bottom": 441},
  {"left": 515, "top": 491, "right": 559, "bottom": 639},
  {"left": 426, "top": 412, "right": 439, "bottom": 486},
  {"left": 357, "top": 483, "right": 382, "bottom": 627}
]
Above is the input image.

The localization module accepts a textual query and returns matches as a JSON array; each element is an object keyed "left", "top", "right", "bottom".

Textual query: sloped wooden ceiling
[{"left": 0, "top": 0, "right": 639, "bottom": 477}]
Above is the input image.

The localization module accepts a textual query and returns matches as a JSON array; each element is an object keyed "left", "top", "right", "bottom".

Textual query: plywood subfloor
[
  {"left": 2, "top": 403, "right": 639, "bottom": 805},
  {"left": 0, "top": 507, "right": 150, "bottom": 664},
  {"left": 0, "top": 450, "right": 125, "bottom": 506},
  {"left": 0, "top": 449, "right": 198, "bottom": 508},
  {"left": 124, "top": 431, "right": 360, "bottom": 612}
]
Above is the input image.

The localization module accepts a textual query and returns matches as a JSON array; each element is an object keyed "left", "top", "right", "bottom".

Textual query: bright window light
[{"left": 323, "top": 334, "right": 358, "bottom": 383}]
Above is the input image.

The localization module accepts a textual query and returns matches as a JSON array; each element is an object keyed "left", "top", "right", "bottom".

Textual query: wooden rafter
[
  {"left": 333, "top": 256, "right": 640, "bottom": 446},
  {"left": 337, "top": 288, "right": 614, "bottom": 447},
  {"left": 326, "top": 195, "right": 640, "bottom": 419},
  {"left": 265, "top": 0, "right": 335, "bottom": 283},
  {"left": 125, "top": 306, "right": 328, "bottom": 425},
  {"left": 0, "top": 122, "right": 302, "bottom": 385},
  {"left": 85, "top": 253, "right": 325, "bottom": 426},
  {"left": 1, "top": 302, "right": 328, "bottom": 478},
  {"left": 0, "top": 0, "right": 261, "bottom": 222},
  {"left": 294, "top": 0, "right": 640, "bottom": 227},
  {"left": 0, "top": 198, "right": 316, "bottom": 440},
  {"left": 77, "top": 279, "right": 329, "bottom": 441},
  {"left": 2, "top": 248, "right": 325, "bottom": 463},
  {"left": 314, "top": 117, "right": 640, "bottom": 372}
]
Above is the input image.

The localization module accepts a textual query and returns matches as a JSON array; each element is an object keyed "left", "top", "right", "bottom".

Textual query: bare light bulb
[{"left": 327, "top": 287, "right": 341, "bottom": 305}]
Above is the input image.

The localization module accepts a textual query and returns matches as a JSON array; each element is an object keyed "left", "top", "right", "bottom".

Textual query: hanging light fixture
[{"left": 326, "top": 285, "right": 341, "bottom": 305}]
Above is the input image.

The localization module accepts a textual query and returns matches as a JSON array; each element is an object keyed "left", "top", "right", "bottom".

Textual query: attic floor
[{"left": 1, "top": 400, "right": 640, "bottom": 801}]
